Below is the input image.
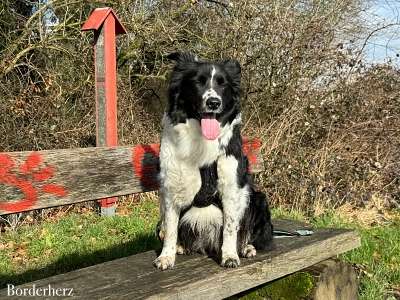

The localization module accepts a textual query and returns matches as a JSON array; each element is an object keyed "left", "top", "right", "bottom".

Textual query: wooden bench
[{"left": 0, "top": 141, "right": 360, "bottom": 299}]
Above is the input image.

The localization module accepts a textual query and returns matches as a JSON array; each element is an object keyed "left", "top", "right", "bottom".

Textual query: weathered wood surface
[
  {"left": 82, "top": 8, "right": 127, "bottom": 215},
  {"left": 0, "top": 220, "right": 361, "bottom": 300},
  {"left": 0, "top": 139, "right": 262, "bottom": 215},
  {"left": 307, "top": 259, "right": 358, "bottom": 300},
  {"left": 94, "top": 11, "right": 119, "bottom": 213}
]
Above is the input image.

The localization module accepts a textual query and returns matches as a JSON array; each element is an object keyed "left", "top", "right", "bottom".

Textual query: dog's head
[{"left": 167, "top": 52, "right": 241, "bottom": 140}]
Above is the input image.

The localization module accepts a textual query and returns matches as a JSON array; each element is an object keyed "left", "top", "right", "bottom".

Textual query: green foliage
[
  {"left": 0, "top": 0, "right": 34, "bottom": 52},
  {"left": 237, "top": 273, "right": 314, "bottom": 300},
  {"left": 344, "top": 219, "right": 400, "bottom": 299}
]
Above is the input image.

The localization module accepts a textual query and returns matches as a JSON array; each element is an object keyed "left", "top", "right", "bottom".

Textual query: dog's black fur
[
  {"left": 158, "top": 52, "right": 273, "bottom": 264},
  {"left": 167, "top": 52, "right": 241, "bottom": 127}
]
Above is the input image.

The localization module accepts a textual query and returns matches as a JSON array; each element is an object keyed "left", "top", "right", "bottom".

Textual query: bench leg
[
  {"left": 308, "top": 259, "right": 358, "bottom": 300},
  {"left": 98, "top": 198, "right": 116, "bottom": 216}
]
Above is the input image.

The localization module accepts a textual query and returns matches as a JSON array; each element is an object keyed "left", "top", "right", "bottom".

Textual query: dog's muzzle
[{"left": 206, "top": 97, "right": 222, "bottom": 111}]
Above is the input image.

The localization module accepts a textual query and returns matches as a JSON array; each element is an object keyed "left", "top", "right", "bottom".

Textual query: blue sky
[{"left": 363, "top": 0, "right": 400, "bottom": 64}]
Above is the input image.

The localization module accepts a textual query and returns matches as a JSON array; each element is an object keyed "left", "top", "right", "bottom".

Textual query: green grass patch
[
  {"left": 0, "top": 198, "right": 161, "bottom": 287},
  {"left": 307, "top": 212, "right": 400, "bottom": 300},
  {"left": 232, "top": 272, "right": 314, "bottom": 300}
]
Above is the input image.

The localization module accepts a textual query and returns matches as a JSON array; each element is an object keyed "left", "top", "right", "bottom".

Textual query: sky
[{"left": 363, "top": 0, "right": 400, "bottom": 65}]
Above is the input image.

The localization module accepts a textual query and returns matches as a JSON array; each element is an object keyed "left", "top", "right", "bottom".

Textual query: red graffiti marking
[
  {"left": 100, "top": 198, "right": 116, "bottom": 208},
  {"left": 32, "top": 165, "right": 54, "bottom": 181},
  {"left": 20, "top": 152, "right": 41, "bottom": 174},
  {"left": 130, "top": 139, "right": 260, "bottom": 189},
  {"left": 131, "top": 139, "right": 260, "bottom": 189},
  {"left": 42, "top": 184, "right": 67, "bottom": 197},
  {"left": 0, "top": 152, "right": 67, "bottom": 213},
  {"left": 242, "top": 138, "right": 261, "bottom": 171},
  {"left": 132, "top": 144, "right": 160, "bottom": 191}
]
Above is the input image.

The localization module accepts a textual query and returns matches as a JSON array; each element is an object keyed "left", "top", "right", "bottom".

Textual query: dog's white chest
[
  {"left": 159, "top": 117, "right": 223, "bottom": 207},
  {"left": 161, "top": 116, "right": 223, "bottom": 164},
  {"left": 159, "top": 115, "right": 242, "bottom": 207}
]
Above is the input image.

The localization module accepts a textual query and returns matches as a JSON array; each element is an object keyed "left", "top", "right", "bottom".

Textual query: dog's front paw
[
  {"left": 153, "top": 255, "right": 175, "bottom": 270},
  {"left": 241, "top": 244, "right": 257, "bottom": 258},
  {"left": 221, "top": 253, "right": 240, "bottom": 268}
]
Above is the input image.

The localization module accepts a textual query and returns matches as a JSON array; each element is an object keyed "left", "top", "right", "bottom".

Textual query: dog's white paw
[
  {"left": 153, "top": 255, "right": 175, "bottom": 270},
  {"left": 241, "top": 244, "right": 257, "bottom": 258},
  {"left": 221, "top": 253, "right": 240, "bottom": 268}
]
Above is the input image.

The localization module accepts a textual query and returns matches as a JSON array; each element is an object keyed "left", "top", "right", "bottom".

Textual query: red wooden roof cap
[{"left": 81, "top": 7, "right": 127, "bottom": 35}]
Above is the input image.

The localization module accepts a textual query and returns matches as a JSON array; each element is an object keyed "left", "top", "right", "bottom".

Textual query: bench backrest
[{"left": 0, "top": 139, "right": 263, "bottom": 215}]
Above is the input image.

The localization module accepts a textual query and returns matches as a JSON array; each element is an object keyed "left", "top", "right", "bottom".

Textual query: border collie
[{"left": 154, "top": 52, "right": 273, "bottom": 270}]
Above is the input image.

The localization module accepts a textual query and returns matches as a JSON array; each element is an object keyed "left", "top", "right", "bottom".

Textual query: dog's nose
[{"left": 206, "top": 98, "right": 221, "bottom": 110}]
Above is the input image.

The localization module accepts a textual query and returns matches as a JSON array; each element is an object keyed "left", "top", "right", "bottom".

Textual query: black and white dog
[{"left": 154, "top": 52, "right": 273, "bottom": 270}]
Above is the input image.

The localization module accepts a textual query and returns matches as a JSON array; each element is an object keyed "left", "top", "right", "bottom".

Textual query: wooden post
[
  {"left": 82, "top": 8, "right": 127, "bottom": 216},
  {"left": 307, "top": 259, "right": 358, "bottom": 300}
]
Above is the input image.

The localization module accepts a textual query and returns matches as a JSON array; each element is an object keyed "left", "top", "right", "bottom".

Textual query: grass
[
  {"left": 233, "top": 272, "right": 315, "bottom": 300},
  {"left": 0, "top": 196, "right": 399, "bottom": 299},
  {"left": 340, "top": 221, "right": 400, "bottom": 300},
  {"left": 260, "top": 208, "right": 400, "bottom": 300},
  {"left": 0, "top": 195, "right": 161, "bottom": 287}
]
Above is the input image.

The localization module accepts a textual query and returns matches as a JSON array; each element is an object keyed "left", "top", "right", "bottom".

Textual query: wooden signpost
[{"left": 82, "top": 8, "right": 127, "bottom": 216}]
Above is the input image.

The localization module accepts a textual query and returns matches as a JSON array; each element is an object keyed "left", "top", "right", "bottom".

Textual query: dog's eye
[
  {"left": 216, "top": 76, "right": 225, "bottom": 86},
  {"left": 197, "top": 75, "right": 207, "bottom": 85}
]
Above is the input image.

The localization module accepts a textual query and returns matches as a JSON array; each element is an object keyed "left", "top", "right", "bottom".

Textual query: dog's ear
[
  {"left": 167, "top": 52, "right": 199, "bottom": 64},
  {"left": 224, "top": 59, "right": 241, "bottom": 87}
]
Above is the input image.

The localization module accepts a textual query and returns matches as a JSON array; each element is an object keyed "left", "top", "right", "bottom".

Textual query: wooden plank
[
  {"left": 0, "top": 139, "right": 263, "bottom": 215},
  {"left": 0, "top": 220, "right": 361, "bottom": 300}
]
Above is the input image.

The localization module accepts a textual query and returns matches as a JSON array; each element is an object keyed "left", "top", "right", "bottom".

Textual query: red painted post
[{"left": 82, "top": 8, "right": 127, "bottom": 216}]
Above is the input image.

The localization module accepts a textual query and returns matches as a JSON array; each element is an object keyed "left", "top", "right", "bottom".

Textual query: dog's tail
[{"left": 249, "top": 190, "right": 274, "bottom": 250}]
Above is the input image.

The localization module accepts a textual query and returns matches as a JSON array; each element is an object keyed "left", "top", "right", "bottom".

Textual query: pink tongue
[{"left": 201, "top": 118, "right": 220, "bottom": 140}]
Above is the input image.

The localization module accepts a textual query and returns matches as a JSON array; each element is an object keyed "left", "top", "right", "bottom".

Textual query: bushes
[
  {"left": 0, "top": 0, "right": 398, "bottom": 211},
  {"left": 260, "top": 65, "right": 400, "bottom": 211}
]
